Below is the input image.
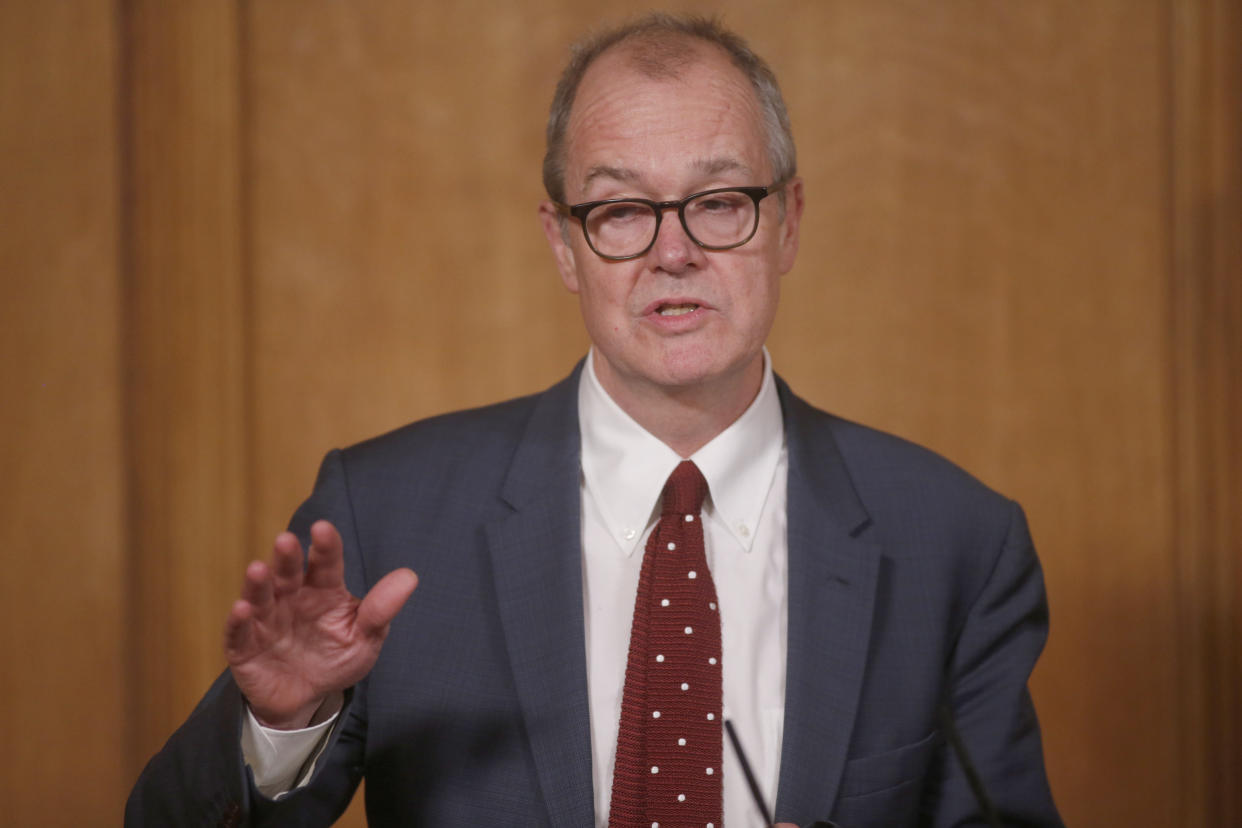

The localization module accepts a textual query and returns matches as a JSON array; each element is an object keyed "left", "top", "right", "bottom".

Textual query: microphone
[
  {"left": 724, "top": 719, "right": 775, "bottom": 825},
  {"left": 723, "top": 719, "right": 840, "bottom": 828},
  {"left": 727, "top": 706, "right": 1003, "bottom": 828}
]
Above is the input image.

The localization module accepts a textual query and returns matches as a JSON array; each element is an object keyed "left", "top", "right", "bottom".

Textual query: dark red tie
[{"left": 610, "top": 460, "right": 723, "bottom": 828}]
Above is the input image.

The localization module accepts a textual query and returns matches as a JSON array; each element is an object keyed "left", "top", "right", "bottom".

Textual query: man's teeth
[{"left": 658, "top": 303, "right": 699, "bottom": 316}]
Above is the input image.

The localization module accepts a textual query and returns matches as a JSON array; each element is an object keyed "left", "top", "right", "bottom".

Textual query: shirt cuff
[{"left": 241, "top": 705, "right": 339, "bottom": 799}]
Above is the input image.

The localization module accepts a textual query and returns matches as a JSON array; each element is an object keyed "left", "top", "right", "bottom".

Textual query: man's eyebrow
[
  {"left": 582, "top": 165, "right": 640, "bottom": 190},
  {"left": 578, "top": 158, "right": 753, "bottom": 195},
  {"left": 692, "top": 157, "right": 751, "bottom": 178}
]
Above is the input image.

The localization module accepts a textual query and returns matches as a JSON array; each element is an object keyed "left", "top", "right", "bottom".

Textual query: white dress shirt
[
  {"left": 245, "top": 351, "right": 789, "bottom": 826},
  {"left": 579, "top": 349, "right": 788, "bottom": 827}
]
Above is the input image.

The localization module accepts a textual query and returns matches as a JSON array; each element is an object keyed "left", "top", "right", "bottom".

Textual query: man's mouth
[{"left": 657, "top": 303, "right": 700, "bottom": 317}]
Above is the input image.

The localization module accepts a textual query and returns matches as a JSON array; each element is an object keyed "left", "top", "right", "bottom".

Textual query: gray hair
[{"left": 542, "top": 13, "right": 797, "bottom": 204}]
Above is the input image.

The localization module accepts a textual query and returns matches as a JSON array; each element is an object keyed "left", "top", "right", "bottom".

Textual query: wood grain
[
  {"left": 769, "top": 3, "right": 1179, "bottom": 824},
  {"left": 1170, "top": 0, "right": 1242, "bottom": 822},
  {"left": 120, "top": 0, "right": 250, "bottom": 772},
  {"left": 0, "top": 2, "right": 128, "bottom": 824},
  {"left": 1, "top": 1, "right": 1237, "bottom": 824}
]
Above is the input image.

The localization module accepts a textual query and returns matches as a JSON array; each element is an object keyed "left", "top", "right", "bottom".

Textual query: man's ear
[
  {"left": 776, "top": 177, "right": 804, "bottom": 276},
  {"left": 538, "top": 201, "right": 581, "bottom": 293}
]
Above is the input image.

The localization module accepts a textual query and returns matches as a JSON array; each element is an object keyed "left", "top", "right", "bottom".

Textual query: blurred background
[{"left": 2, "top": 1, "right": 1238, "bottom": 825}]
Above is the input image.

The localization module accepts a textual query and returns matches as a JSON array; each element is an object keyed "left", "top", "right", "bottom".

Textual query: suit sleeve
[
  {"left": 925, "top": 500, "right": 1064, "bottom": 827},
  {"left": 125, "top": 450, "right": 370, "bottom": 827}
]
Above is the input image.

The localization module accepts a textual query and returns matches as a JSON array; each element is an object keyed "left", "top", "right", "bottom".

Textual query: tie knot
[{"left": 661, "top": 460, "right": 708, "bottom": 517}]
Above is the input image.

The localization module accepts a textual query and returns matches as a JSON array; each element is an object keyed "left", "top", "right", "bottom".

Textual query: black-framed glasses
[{"left": 554, "top": 180, "right": 787, "bottom": 261}]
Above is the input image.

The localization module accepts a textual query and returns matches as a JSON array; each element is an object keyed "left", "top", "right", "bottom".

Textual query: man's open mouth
[{"left": 657, "top": 303, "right": 700, "bottom": 317}]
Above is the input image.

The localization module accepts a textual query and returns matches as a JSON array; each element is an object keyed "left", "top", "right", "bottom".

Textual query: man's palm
[{"left": 224, "top": 520, "right": 418, "bottom": 729}]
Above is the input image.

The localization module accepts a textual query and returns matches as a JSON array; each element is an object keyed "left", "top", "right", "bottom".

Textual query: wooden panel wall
[
  {"left": 244, "top": 1, "right": 591, "bottom": 542},
  {"left": 1, "top": 1, "right": 1237, "bottom": 825},
  {"left": 122, "top": 0, "right": 251, "bottom": 763},
  {"left": 772, "top": 3, "right": 1180, "bottom": 823},
  {"left": 0, "top": 3, "right": 128, "bottom": 825},
  {"left": 1170, "top": 0, "right": 1242, "bottom": 822}
]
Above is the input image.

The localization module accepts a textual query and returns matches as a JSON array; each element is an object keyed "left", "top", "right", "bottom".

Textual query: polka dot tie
[{"left": 609, "top": 461, "right": 722, "bottom": 828}]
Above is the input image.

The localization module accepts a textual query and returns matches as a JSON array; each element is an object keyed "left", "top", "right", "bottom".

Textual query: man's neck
[{"left": 591, "top": 353, "right": 765, "bottom": 458}]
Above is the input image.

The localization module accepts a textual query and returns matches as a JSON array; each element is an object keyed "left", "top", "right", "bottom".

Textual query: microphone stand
[{"left": 726, "top": 708, "right": 1004, "bottom": 828}]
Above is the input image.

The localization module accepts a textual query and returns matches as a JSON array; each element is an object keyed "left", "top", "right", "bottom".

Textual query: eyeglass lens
[{"left": 584, "top": 190, "right": 758, "bottom": 259}]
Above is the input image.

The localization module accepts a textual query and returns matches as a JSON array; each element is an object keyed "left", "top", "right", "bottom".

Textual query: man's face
[{"left": 540, "top": 43, "right": 803, "bottom": 406}]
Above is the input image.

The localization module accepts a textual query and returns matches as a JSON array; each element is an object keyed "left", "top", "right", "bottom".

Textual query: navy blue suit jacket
[{"left": 127, "top": 366, "right": 1062, "bottom": 827}]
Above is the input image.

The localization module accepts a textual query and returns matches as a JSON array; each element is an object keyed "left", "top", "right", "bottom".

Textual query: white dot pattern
[{"left": 610, "top": 461, "right": 720, "bottom": 827}]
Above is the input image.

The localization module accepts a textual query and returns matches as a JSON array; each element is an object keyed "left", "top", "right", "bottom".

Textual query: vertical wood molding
[
  {"left": 1170, "top": 0, "right": 1242, "bottom": 823},
  {"left": 120, "top": 0, "right": 250, "bottom": 773}
]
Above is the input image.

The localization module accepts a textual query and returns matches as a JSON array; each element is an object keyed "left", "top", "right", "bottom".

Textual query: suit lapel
[
  {"left": 485, "top": 367, "right": 596, "bottom": 828},
  {"left": 773, "top": 381, "right": 882, "bottom": 820},
  {"left": 480, "top": 370, "right": 881, "bottom": 823}
]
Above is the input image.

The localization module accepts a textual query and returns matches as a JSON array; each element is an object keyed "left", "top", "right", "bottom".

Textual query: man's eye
[
  {"left": 692, "top": 194, "right": 745, "bottom": 213},
  {"left": 597, "top": 203, "right": 647, "bottom": 222}
]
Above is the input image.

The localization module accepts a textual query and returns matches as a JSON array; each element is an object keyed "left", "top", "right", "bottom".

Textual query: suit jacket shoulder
[
  {"left": 779, "top": 379, "right": 1019, "bottom": 568},
  {"left": 773, "top": 378, "right": 1061, "bottom": 826}
]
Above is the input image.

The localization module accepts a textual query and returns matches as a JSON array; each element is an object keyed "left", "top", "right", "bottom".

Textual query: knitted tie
[{"left": 610, "top": 460, "right": 722, "bottom": 828}]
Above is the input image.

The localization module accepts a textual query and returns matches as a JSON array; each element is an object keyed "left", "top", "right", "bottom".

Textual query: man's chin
[
  {"left": 593, "top": 341, "right": 762, "bottom": 399},
  {"left": 642, "top": 355, "right": 760, "bottom": 400}
]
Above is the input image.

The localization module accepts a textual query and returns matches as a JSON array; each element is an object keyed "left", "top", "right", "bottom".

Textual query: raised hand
[{"left": 224, "top": 520, "right": 418, "bottom": 729}]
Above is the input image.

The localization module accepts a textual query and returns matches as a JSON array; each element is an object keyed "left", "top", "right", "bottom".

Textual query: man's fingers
[
  {"left": 240, "top": 560, "right": 275, "bottom": 609},
  {"left": 356, "top": 568, "right": 419, "bottom": 638},
  {"left": 227, "top": 560, "right": 276, "bottom": 660},
  {"left": 305, "top": 520, "right": 346, "bottom": 588},
  {"left": 270, "top": 531, "right": 305, "bottom": 596},
  {"left": 223, "top": 599, "right": 256, "bottom": 656}
]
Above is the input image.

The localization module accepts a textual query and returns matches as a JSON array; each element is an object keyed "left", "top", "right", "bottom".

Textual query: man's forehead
[
  {"left": 578, "top": 36, "right": 738, "bottom": 97},
  {"left": 582, "top": 157, "right": 755, "bottom": 190},
  {"left": 563, "top": 45, "right": 766, "bottom": 195}
]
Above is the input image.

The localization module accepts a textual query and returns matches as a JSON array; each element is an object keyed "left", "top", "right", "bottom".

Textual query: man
[{"left": 127, "top": 13, "right": 1062, "bottom": 827}]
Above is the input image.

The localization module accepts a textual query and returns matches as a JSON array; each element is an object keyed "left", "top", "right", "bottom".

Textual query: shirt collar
[{"left": 578, "top": 348, "right": 785, "bottom": 556}]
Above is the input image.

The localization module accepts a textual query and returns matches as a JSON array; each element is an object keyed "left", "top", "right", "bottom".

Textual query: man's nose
[{"left": 646, "top": 210, "right": 706, "bottom": 273}]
